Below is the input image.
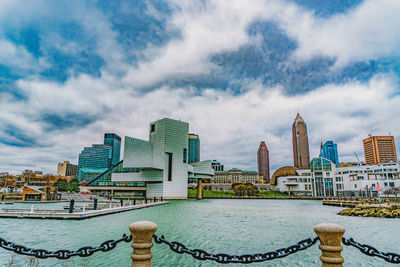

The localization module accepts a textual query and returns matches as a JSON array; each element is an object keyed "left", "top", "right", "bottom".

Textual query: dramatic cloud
[{"left": 0, "top": 0, "right": 399, "bottom": 174}]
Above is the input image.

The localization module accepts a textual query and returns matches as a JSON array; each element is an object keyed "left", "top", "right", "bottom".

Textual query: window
[
  {"left": 355, "top": 184, "right": 357, "bottom": 189},
  {"left": 166, "top": 152, "right": 172, "bottom": 181},
  {"left": 384, "top": 182, "right": 388, "bottom": 186},
  {"left": 150, "top": 124, "right": 155, "bottom": 132},
  {"left": 183, "top": 148, "right": 187, "bottom": 163},
  {"left": 389, "top": 182, "right": 395, "bottom": 187}
]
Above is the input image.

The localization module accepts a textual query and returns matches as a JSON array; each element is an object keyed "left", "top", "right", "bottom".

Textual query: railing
[{"left": 0, "top": 222, "right": 399, "bottom": 266}]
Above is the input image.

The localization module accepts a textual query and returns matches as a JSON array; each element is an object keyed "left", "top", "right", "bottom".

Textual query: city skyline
[{"left": 1, "top": 0, "right": 400, "bottom": 175}]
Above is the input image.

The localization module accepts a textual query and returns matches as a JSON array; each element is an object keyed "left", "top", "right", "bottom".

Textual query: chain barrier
[
  {"left": 153, "top": 234, "right": 319, "bottom": 264},
  {"left": 342, "top": 237, "right": 400, "bottom": 264},
  {"left": 0, "top": 233, "right": 132, "bottom": 260}
]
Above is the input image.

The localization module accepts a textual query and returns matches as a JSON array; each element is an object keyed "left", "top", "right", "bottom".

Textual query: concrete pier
[{"left": 0, "top": 201, "right": 168, "bottom": 220}]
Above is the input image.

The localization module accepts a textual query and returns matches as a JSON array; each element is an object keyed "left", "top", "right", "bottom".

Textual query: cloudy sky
[{"left": 1, "top": 0, "right": 399, "bottom": 175}]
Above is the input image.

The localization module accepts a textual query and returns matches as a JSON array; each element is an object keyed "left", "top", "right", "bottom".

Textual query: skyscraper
[
  {"left": 188, "top": 134, "right": 200, "bottom": 163},
  {"left": 292, "top": 113, "right": 310, "bottom": 169},
  {"left": 257, "top": 141, "right": 270, "bottom": 183},
  {"left": 320, "top": 141, "right": 339, "bottom": 167},
  {"left": 104, "top": 133, "right": 121, "bottom": 167},
  {"left": 363, "top": 136, "right": 397, "bottom": 165}
]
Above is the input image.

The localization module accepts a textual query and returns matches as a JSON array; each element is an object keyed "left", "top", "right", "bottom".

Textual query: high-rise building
[
  {"left": 257, "top": 141, "right": 270, "bottom": 183},
  {"left": 188, "top": 134, "right": 200, "bottom": 163},
  {"left": 363, "top": 136, "right": 397, "bottom": 165},
  {"left": 78, "top": 144, "right": 112, "bottom": 182},
  {"left": 57, "top": 161, "right": 78, "bottom": 176},
  {"left": 320, "top": 141, "right": 339, "bottom": 167},
  {"left": 292, "top": 113, "right": 310, "bottom": 169},
  {"left": 104, "top": 133, "right": 121, "bottom": 167}
]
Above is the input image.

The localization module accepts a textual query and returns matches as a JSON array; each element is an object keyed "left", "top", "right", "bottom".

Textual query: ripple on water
[{"left": 0, "top": 199, "right": 398, "bottom": 266}]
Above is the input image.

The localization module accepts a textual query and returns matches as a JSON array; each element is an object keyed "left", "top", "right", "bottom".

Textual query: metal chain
[
  {"left": 0, "top": 234, "right": 132, "bottom": 260},
  {"left": 342, "top": 237, "right": 400, "bottom": 264},
  {"left": 153, "top": 234, "right": 319, "bottom": 264}
]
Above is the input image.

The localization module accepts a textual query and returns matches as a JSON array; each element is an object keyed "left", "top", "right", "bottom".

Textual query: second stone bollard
[
  {"left": 314, "top": 223, "right": 345, "bottom": 267},
  {"left": 129, "top": 221, "right": 158, "bottom": 267}
]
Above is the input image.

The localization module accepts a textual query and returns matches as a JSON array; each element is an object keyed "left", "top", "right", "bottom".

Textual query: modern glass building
[
  {"left": 188, "top": 134, "right": 200, "bottom": 164},
  {"left": 104, "top": 133, "right": 121, "bottom": 167},
  {"left": 86, "top": 118, "right": 214, "bottom": 199},
  {"left": 311, "top": 157, "right": 334, "bottom": 197},
  {"left": 78, "top": 144, "right": 112, "bottom": 182},
  {"left": 86, "top": 161, "right": 146, "bottom": 196},
  {"left": 320, "top": 141, "right": 339, "bottom": 167}
]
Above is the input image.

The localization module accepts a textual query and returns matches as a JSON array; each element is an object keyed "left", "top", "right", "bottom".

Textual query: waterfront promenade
[
  {"left": 0, "top": 199, "right": 398, "bottom": 266},
  {"left": 0, "top": 201, "right": 168, "bottom": 220}
]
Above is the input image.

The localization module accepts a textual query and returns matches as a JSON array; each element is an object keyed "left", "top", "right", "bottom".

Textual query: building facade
[
  {"left": 104, "top": 133, "right": 121, "bottom": 167},
  {"left": 211, "top": 160, "right": 224, "bottom": 171},
  {"left": 78, "top": 144, "right": 112, "bottom": 182},
  {"left": 212, "top": 168, "right": 259, "bottom": 184},
  {"left": 272, "top": 158, "right": 400, "bottom": 197},
  {"left": 363, "top": 136, "right": 397, "bottom": 165},
  {"left": 292, "top": 113, "right": 310, "bottom": 169},
  {"left": 188, "top": 134, "right": 200, "bottom": 163},
  {"left": 57, "top": 161, "right": 78, "bottom": 176},
  {"left": 257, "top": 141, "right": 270, "bottom": 183},
  {"left": 87, "top": 118, "right": 214, "bottom": 199},
  {"left": 320, "top": 141, "right": 339, "bottom": 167}
]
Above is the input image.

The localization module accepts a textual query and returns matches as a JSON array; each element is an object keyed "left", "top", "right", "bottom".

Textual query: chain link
[
  {"left": 0, "top": 234, "right": 132, "bottom": 260},
  {"left": 342, "top": 237, "right": 400, "bottom": 264},
  {"left": 153, "top": 234, "right": 319, "bottom": 264}
]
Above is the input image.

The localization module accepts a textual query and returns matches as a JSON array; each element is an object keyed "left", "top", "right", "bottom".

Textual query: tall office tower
[
  {"left": 188, "top": 134, "right": 200, "bottom": 163},
  {"left": 257, "top": 141, "right": 270, "bottom": 183},
  {"left": 104, "top": 133, "right": 121, "bottom": 167},
  {"left": 292, "top": 113, "right": 310, "bottom": 169},
  {"left": 320, "top": 141, "right": 339, "bottom": 167},
  {"left": 363, "top": 136, "right": 397, "bottom": 165},
  {"left": 77, "top": 144, "right": 112, "bottom": 182}
]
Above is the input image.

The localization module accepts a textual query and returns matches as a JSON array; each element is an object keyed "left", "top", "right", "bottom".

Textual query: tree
[
  {"left": 53, "top": 178, "right": 68, "bottom": 191},
  {"left": 68, "top": 178, "right": 80, "bottom": 192},
  {"left": 233, "top": 183, "right": 259, "bottom": 196}
]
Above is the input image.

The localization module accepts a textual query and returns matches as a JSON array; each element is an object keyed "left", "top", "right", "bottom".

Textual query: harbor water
[{"left": 0, "top": 199, "right": 399, "bottom": 266}]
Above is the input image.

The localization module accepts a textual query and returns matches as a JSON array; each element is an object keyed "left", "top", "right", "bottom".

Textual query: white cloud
[
  {"left": 123, "top": 0, "right": 286, "bottom": 87},
  {"left": 1, "top": 0, "right": 400, "bottom": 176},
  {"left": 283, "top": 0, "right": 400, "bottom": 67},
  {"left": 2, "top": 73, "right": 399, "bottom": 176},
  {"left": 0, "top": 40, "right": 37, "bottom": 70},
  {"left": 123, "top": 0, "right": 400, "bottom": 88}
]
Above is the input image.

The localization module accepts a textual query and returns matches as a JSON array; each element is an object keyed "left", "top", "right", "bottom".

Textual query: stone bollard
[
  {"left": 314, "top": 223, "right": 345, "bottom": 267},
  {"left": 129, "top": 221, "right": 158, "bottom": 267}
]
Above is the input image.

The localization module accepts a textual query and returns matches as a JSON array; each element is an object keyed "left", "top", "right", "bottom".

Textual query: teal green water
[{"left": 0, "top": 200, "right": 399, "bottom": 266}]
